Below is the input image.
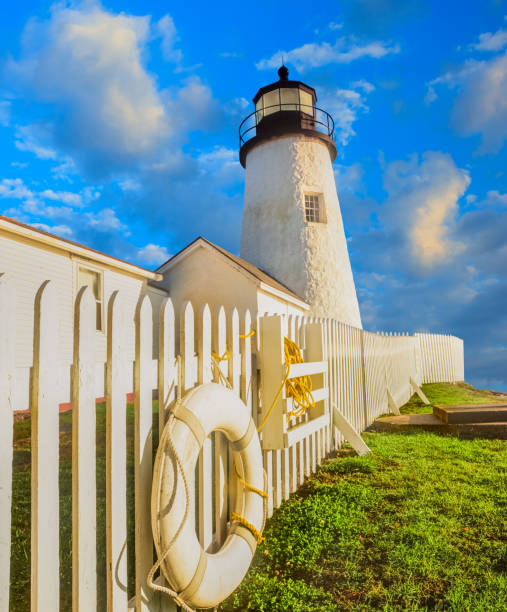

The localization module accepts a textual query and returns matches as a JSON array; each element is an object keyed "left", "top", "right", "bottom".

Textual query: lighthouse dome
[{"left": 239, "top": 66, "right": 337, "bottom": 168}]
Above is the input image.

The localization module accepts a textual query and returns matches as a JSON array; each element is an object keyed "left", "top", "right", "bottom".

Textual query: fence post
[
  {"left": 212, "top": 306, "right": 228, "bottom": 547},
  {"left": 134, "top": 295, "right": 154, "bottom": 611},
  {"left": 72, "top": 286, "right": 97, "bottom": 611},
  {"left": 105, "top": 291, "right": 129, "bottom": 611},
  {"left": 0, "top": 275, "right": 15, "bottom": 612},
  {"left": 197, "top": 304, "right": 212, "bottom": 551},
  {"left": 158, "top": 297, "right": 175, "bottom": 432}
]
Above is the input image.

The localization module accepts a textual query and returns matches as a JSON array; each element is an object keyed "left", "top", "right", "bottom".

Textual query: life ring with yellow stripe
[{"left": 151, "top": 383, "right": 266, "bottom": 610}]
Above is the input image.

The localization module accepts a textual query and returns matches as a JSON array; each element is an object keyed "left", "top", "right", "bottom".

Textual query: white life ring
[{"left": 151, "top": 382, "right": 266, "bottom": 610}]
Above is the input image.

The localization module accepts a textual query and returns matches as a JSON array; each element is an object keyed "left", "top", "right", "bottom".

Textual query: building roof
[
  {"left": 156, "top": 236, "right": 309, "bottom": 308},
  {"left": 0, "top": 214, "right": 162, "bottom": 281}
]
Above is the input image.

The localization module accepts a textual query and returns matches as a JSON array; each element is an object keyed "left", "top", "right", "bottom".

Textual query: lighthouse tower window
[{"left": 305, "top": 194, "right": 323, "bottom": 223}]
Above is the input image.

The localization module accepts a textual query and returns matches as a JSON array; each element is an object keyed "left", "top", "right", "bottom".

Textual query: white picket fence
[{"left": 0, "top": 275, "right": 464, "bottom": 611}]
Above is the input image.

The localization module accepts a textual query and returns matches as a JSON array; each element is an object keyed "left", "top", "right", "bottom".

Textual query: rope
[
  {"left": 239, "top": 330, "right": 255, "bottom": 339},
  {"left": 231, "top": 512, "right": 265, "bottom": 544},
  {"left": 284, "top": 338, "right": 315, "bottom": 419},
  {"left": 211, "top": 350, "right": 233, "bottom": 390},
  {"left": 234, "top": 463, "right": 268, "bottom": 499},
  {"left": 212, "top": 349, "right": 230, "bottom": 362},
  {"left": 257, "top": 337, "right": 315, "bottom": 432}
]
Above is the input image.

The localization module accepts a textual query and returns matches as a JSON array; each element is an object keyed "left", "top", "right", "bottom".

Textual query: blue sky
[{"left": 0, "top": 0, "right": 506, "bottom": 390}]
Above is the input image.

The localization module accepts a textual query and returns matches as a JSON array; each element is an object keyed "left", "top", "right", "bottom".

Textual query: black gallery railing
[{"left": 239, "top": 103, "right": 336, "bottom": 148}]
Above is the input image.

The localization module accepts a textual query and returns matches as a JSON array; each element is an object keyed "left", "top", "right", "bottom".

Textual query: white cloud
[
  {"left": 319, "top": 82, "right": 372, "bottom": 147},
  {"left": 118, "top": 177, "right": 142, "bottom": 192},
  {"left": 15, "top": 124, "right": 58, "bottom": 160},
  {"left": 382, "top": 152, "right": 470, "bottom": 267},
  {"left": 334, "top": 162, "right": 364, "bottom": 192},
  {"left": 40, "top": 189, "right": 83, "bottom": 207},
  {"left": 155, "top": 14, "right": 182, "bottom": 63},
  {"left": 427, "top": 48, "right": 507, "bottom": 153},
  {"left": 471, "top": 27, "right": 507, "bottom": 52},
  {"left": 9, "top": 3, "right": 170, "bottom": 173},
  {"left": 0, "top": 177, "right": 97, "bottom": 212},
  {"left": 0, "top": 178, "right": 33, "bottom": 200},
  {"left": 483, "top": 190, "right": 507, "bottom": 206},
  {"left": 350, "top": 79, "right": 375, "bottom": 93},
  {"left": 164, "top": 76, "right": 221, "bottom": 134},
  {"left": 329, "top": 22, "right": 343, "bottom": 31},
  {"left": 86, "top": 208, "right": 129, "bottom": 233},
  {"left": 137, "top": 243, "right": 170, "bottom": 265},
  {"left": 0, "top": 101, "right": 11, "bottom": 127},
  {"left": 256, "top": 37, "right": 400, "bottom": 72},
  {"left": 32, "top": 223, "right": 73, "bottom": 237},
  {"left": 197, "top": 146, "right": 242, "bottom": 186}
]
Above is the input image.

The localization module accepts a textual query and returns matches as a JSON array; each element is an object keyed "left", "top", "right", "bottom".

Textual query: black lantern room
[{"left": 239, "top": 65, "right": 337, "bottom": 167}]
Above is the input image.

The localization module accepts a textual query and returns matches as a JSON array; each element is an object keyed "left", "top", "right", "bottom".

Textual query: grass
[
  {"left": 400, "top": 382, "right": 507, "bottom": 415},
  {"left": 9, "top": 384, "right": 507, "bottom": 611},
  {"left": 222, "top": 384, "right": 507, "bottom": 611}
]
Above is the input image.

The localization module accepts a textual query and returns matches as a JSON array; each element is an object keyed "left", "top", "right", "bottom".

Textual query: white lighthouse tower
[{"left": 239, "top": 66, "right": 362, "bottom": 328}]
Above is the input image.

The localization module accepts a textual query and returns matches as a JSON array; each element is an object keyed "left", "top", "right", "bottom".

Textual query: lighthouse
[{"left": 239, "top": 66, "right": 362, "bottom": 328}]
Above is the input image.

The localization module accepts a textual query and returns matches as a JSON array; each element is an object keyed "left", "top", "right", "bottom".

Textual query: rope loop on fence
[
  {"left": 211, "top": 350, "right": 233, "bottom": 390},
  {"left": 284, "top": 337, "right": 315, "bottom": 419},
  {"left": 257, "top": 337, "right": 316, "bottom": 432},
  {"left": 239, "top": 329, "right": 255, "bottom": 339}
]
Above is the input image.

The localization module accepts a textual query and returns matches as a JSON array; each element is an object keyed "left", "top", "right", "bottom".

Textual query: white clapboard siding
[
  {"left": 134, "top": 295, "right": 155, "bottom": 612},
  {"left": 72, "top": 287, "right": 97, "bottom": 611},
  {"left": 105, "top": 291, "right": 129, "bottom": 612},
  {"left": 0, "top": 275, "right": 15, "bottom": 612}
]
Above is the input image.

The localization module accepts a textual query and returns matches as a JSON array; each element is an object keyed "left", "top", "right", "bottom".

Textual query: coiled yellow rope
[
  {"left": 284, "top": 337, "right": 315, "bottom": 419},
  {"left": 257, "top": 337, "right": 315, "bottom": 432}
]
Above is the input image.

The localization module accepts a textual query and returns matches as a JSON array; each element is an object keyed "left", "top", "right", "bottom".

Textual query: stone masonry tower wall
[{"left": 241, "top": 133, "right": 362, "bottom": 328}]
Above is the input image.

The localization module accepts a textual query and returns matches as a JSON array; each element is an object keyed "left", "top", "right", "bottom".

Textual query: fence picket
[
  {"left": 134, "top": 295, "right": 154, "bottom": 611},
  {"left": 198, "top": 304, "right": 213, "bottom": 550},
  {"left": 213, "top": 306, "right": 229, "bottom": 547},
  {"left": 72, "top": 286, "right": 97, "bottom": 611},
  {"left": 0, "top": 275, "right": 15, "bottom": 612},
  {"left": 158, "top": 298, "right": 176, "bottom": 432},
  {"left": 30, "top": 281, "right": 60, "bottom": 611},
  {"left": 105, "top": 291, "right": 129, "bottom": 611}
]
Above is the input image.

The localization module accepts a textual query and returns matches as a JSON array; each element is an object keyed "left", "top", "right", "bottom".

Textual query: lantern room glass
[
  {"left": 255, "top": 87, "right": 315, "bottom": 124},
  {"left": 280, "top": 87, "right": 299, "bottom": 111}
]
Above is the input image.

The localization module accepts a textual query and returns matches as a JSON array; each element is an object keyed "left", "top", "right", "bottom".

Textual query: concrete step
[{"left": 433, "top": 404, "right": 507, "bottom": 424}]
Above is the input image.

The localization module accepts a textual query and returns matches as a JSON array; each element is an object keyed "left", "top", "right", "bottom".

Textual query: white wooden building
[
  {"left": 0, "top": 214, "right": 166, "bottom": 410},
  {"left": 152, "top": 236, "right": 309, "bottom": 320}
]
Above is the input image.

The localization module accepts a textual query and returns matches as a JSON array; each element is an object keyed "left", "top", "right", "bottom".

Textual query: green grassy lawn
[
  {"left": 223, "top": 385, "right": 507, "bottom": 612},
  {"left": 9, "top": 384, "right": 507, "bottom": 611}
]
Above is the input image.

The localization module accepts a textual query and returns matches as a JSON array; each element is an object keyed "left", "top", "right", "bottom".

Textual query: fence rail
[{"left": 0, "top": 275, "right": 464, "bottom": 611}]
